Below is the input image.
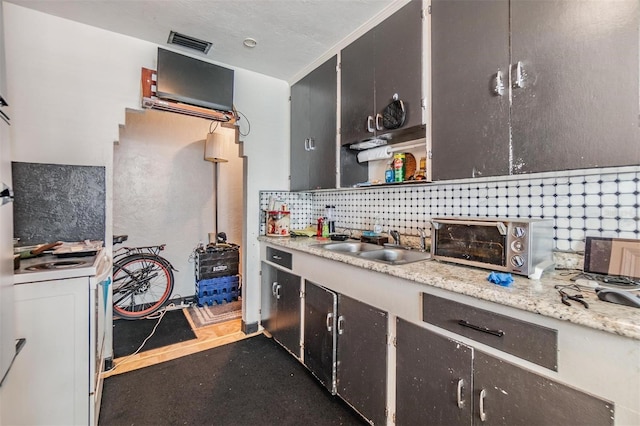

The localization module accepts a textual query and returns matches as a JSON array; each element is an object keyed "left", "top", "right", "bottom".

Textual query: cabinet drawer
[
  {"left": 422, "top": 293, "right": 557, "bottom": 370},
  {"left": 266, "top": 247, "right": 292, "bottom": 270}
]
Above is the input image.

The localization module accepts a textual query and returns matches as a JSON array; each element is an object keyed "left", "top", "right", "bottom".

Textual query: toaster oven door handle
[{"left": 432, "top": 219, "right": 507, "bottom": 235}]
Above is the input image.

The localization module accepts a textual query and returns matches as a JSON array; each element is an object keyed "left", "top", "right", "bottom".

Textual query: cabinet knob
[
  {"left": 367, "top": 116, "right": 375, "bottom": 133},
  {"left": 512, "top": 61, "right": 525, "bottom": 89},
  {"left": 456, "top": 378, "right": 465, "bottom": 408},
  {"left": 375, "top": 113, "right": 383, "bottom": 131},
  {"left": 337, "top": 315, "right": 345, "bottom": 334},
  {"left": 479, "top": 389, "right": 487, "bottom": 421},
  {"left": 326, "top": 312, "right": 333, "bottom": 332},
  {"left": 493, "top": 70, "right": 505, "bottom": 96}
]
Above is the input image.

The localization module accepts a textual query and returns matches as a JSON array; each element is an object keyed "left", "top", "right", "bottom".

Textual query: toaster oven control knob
[
  {"left": 511, "top": 240, "right": 524, "bottom": 252},
  {"left": 512, "top": 226, "right": 526, "bottom": 238},
  {"left": 511, "top": 255, "right": 525, "bottom": 268}
]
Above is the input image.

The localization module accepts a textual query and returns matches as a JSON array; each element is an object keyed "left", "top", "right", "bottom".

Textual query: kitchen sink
[
  {"left": 314, "top": 242, "right": 430, "bottom": 265},
  {"left": 316, "top": 242, "right": 384, "bottom": 253},
  {"left": 358, "top": 248, "right": 431, "bottom": 265}
]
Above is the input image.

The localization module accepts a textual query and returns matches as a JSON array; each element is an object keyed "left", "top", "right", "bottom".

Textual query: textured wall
[
  {"left": 12, "top": 162, "right": 105, "bottom": 245},
  {"left": 114, "top": 109, "right": 243, "bottom": 301}
]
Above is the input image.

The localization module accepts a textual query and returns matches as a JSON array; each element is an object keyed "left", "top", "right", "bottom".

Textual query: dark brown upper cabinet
[
  {"left": 431, "top": 0, "right": 640, "bottom": 181},
  {"left": 290, "top": 56, "right": 337, "bottom": 191},
  {"left": 340, "top": 0, "right": 424, "bottom": 147}
]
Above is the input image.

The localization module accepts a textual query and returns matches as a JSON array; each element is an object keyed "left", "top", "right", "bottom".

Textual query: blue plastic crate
[{"left": 195, "top": 275, "right": 239, "bottom": 306}]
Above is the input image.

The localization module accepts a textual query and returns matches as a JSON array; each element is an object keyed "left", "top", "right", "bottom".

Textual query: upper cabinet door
[
  {"left": 510, "top": 0, "right": 640, "bottom": 173},
  {"left": 290, "top": 55, "right": 337, "bottom": 191},
  {"left": 374, "top": 0, "right": 423, "bottom": 131},
  {"left": 430, "top": 0, "right": 511, "bottom": 180},
  {"left": 341, "top": 29, "right": 375, "bottom": 146},
  {"left": 290, "top": 75, "right": 311, "bottom": 191},
  {"left": 308, "top": 55, "right": 337, "bottom": 190}
]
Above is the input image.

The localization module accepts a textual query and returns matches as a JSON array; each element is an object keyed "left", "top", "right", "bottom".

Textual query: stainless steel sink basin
[
  {"left": 358, "top": 248, "right": 431, "bottom": 265},
  {"left": 314, "top": 242, "right": 430, "bottom": 265},
  {"left": 316, "top": 242, "right": 383, "bottom": 253}
]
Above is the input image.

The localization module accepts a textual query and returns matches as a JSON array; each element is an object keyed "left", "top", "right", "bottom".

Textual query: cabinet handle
[
  {"left": 493, "top": 70, "right": 505, "bottom": 96},
  {"left": 513, "top": 61, "right": 524, "bottom": 89},
  {"left": 367, "top": 116, "right": 375, "bottom": 133},
  {"left": 479, "top": 389, "right": 487, "bottom": 422},
  {"left": 456, "top": 378, "right": 465, "bottom": 408},
  {"left": 309, "top": 137, "right": 316, "bottom": 151},
  {"left": 304, "top": 138, "right": 310, "bottom": 151},
  {"left": 275, "top": 284, "right": 281, "bottom": 300},
  {"left": 337, "top": 315, "right": 345, "bottom": 335},
  {"left": 375, "top": 113, "right": 383, "bottom": 131},
  {"left": 457, "top": 319, "right": 505, "bottom": 337},
  {"left": 326, "top": 312, "right": 333, "bottom": 332},
  {"left": 271, "top": 282, "right": 278, "bottom": 297}
]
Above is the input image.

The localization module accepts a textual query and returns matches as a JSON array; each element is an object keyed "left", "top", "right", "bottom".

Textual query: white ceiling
[{"left": 6, "top": 0, "right": 399, "bottom": 82}]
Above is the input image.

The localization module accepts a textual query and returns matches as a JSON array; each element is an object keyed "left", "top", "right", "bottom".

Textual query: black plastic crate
[{"left": 195, "top": 244, "right": 240, "bottom": 280}]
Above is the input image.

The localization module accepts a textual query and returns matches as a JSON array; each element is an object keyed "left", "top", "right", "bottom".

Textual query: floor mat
[
  {"left": 113, "top": 309, "right": 197, "bottom": 358},
  {"left": 187, "top": 299, "right": 242, "bottom": 328},
  {"left": 100, "top": 334, "right": 365, "bottom": 425}
]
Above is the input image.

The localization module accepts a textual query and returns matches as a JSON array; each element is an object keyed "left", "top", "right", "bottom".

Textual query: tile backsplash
[{"left": 260, "top": 166, "right": 640, "bottom": 252}]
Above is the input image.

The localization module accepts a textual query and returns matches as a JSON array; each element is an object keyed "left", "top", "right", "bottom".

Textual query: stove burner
[{"left": 26, "top": 260, "right": 90, "bottom": 271}]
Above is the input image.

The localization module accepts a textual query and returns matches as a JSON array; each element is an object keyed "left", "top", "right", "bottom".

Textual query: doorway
[{"left": 112, "top": 108, "right": 245, "bottom": 358}]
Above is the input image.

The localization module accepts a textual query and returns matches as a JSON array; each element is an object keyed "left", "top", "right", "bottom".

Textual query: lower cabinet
[
  {"left": 396, "top": 318, "right": 473, "bottom": 425},
  {"left": 335, "top": 293, "right": 388, "bottom": 425},
  {"left": 260, "top": 262, "right": 301, "bottom": 356},
  {"left": 304, "top": 281, "right": 388, "bottom": 425},
  {"left": 396, "top": 318, "right": 614, "bottom": 426},
  {"left": 303, "top": 280, "right": 337, "bottom": 393}
]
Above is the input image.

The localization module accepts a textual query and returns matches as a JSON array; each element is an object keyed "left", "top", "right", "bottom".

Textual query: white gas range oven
[{"left": 3, "top": 248, "right": 112, "bottom": 426}]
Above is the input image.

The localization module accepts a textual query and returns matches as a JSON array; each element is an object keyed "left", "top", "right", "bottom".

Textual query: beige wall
[{"left": 114, "top": 109, "right": 243, "bottom": 298}]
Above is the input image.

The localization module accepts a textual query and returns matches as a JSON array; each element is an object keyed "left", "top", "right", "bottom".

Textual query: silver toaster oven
[{"left": 430, "top": 217, "right": 554, "bottom": 277}]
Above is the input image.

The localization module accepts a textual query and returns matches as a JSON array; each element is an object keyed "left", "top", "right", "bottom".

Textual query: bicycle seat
[{"left": 113, "top": 235, "right": 129, "bottom": 245}]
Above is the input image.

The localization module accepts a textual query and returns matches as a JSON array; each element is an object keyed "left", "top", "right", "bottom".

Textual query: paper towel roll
[{"left": 357, "top": 146, "right": 393, "bottom": 163}]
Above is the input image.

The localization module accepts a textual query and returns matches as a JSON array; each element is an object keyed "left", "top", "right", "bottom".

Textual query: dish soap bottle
[
  {"left": 373, "top": 217, "right": 383, "bottom": 235},
  {"left": 385, "top": 162, "right": 394, "bottom": 183}
]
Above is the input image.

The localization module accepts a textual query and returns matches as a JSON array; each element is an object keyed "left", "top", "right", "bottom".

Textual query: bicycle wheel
[{"left": 112, "top": 254, "right": 175, "bottom": 319}]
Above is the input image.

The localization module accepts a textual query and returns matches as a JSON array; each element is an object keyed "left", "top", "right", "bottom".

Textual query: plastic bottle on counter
[
  {"left": 322, "top": 219, "right": 330, "bottom": 238},
  {"left": 393, "top": 153, "right": 405, "bottom": 182},
  {"left": 374, "top": 217, "right": 383, "bottom": 234},
  {"left": 317, "top": 217, "right": 324, "bottom": 237},
  {"left": 385, "top": 162, "right": 394, "bottom": 183}
]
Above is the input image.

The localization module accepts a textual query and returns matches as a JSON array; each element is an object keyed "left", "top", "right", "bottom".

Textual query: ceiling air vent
[{"left": 167, "top": 31, "right": 212, "bottom": 54}]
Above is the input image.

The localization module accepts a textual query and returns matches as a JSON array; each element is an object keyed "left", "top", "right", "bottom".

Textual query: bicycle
[{"left": 112, "top": 235, "right": 177, "bottom": 320}]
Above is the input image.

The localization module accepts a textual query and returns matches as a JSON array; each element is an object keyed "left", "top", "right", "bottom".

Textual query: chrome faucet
[
  {"left": 417, "top": 227, "right": 428, "bottom": 252},
  {"left": 389, "top": 230, "right": 401, "bottom": 246}
]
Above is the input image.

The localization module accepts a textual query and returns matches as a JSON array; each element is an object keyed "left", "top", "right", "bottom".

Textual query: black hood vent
[{"left": 167, "top": 31, "right": 212, "bottom": 54}]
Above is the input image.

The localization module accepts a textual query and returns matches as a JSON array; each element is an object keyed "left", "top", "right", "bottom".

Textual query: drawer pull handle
[
  {"left": 479, "top": 389, "right": 487, "bottom": 422},
  {"left": 458, "top": 319, "right": 505, "bottom": 337},
  {"left": 326, "top": 312, "right": 333, "bottom": 332},
  {"left": 456, "top": 378, "right": 465, "bottom": 408},
  {"left": 272, "top": 255, "right": 283, "bottom": 260}
]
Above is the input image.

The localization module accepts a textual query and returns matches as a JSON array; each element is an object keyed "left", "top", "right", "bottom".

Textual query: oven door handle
[{"left": 432, "top": 219, "right": 507, "bottom": 235}]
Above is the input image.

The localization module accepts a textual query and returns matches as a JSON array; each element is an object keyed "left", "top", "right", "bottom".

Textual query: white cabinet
[{"left": 1, "top": 270, "right": 106, "bottom": 426}]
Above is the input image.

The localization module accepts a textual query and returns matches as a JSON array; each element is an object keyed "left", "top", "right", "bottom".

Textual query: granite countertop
[{"left": 259, "top": 236, "right": 640, "bottom": 341}]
